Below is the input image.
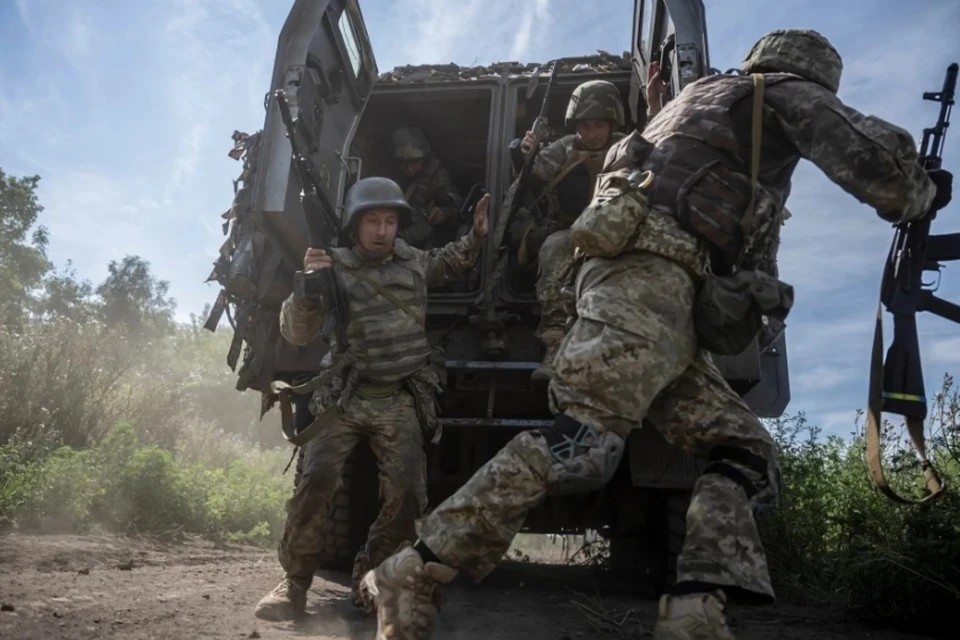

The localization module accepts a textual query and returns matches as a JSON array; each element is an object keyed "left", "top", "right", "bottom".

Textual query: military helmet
[
  {"left": 565, "top": 80, "right": 625, "bottom": 127},
  {"left": 391, "top": 127, "right": 432, "bottom": 160},
  {"left": 343, "top": 177, "right": 413, "bottom": 229},
  {"left": 741, "top": 29, "right": 843, "bottom": 94}
]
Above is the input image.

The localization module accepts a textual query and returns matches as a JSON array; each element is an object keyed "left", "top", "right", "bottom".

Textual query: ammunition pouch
[
  {"left": 569, "top": 169, "right": 654, "bottom": 258},
  {"left": 675, "top": 159, "right": 755, "bottom": 270},
  {"left": 693, "top": 269, "right": 794, "bottom": 356}
]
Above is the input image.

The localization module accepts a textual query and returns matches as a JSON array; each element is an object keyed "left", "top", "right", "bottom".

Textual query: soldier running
[
  {"left": 254, "top": 177, "right": 489, "bottom": 621},
  {"left": 359, "top": 29, "right": 953, "bottom": 640}
]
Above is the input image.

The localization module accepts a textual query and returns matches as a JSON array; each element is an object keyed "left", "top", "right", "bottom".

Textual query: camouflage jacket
[
  {"left": 504, "top": 132, "right": 626, "bottom": 251},
  {"left": 397, "top": 157, "right": 463, "bottom": 220},
  {"left": 597, "top": 73, "right": 936, "bottom": 277},
  {"left": 279, "top": 232, "right": 481, "bottom": 385}
]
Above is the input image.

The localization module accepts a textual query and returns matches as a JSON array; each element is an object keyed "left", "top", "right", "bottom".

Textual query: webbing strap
[
  {"left": 866, "top": 277, "right": 945, "bottom": 503},
  {"left": 735, "top": 73, "right": 766, "bottom": 269}
]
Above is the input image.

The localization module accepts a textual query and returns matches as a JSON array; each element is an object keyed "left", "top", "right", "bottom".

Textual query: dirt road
[{"left": 0, "top": 534, "right": 933, "bottom": 639}]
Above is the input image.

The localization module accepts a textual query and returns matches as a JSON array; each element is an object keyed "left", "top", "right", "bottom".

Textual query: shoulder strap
[
  {"left": 866, "top": 277, "right": 945, "bottom": 503},
  {"left": 734, "top": 73, "right": 766, "bottom": 269}
]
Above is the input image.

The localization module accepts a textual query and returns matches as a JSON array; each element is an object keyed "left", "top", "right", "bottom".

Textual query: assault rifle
[
  {"left": 867, "top": 62, "right": 959, "bottom": 504},
  {"left": 275, "top": 89, "right": 350, "bottom": 348}
]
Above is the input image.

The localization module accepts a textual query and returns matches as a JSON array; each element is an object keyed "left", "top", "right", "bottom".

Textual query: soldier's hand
[
  {"left": 929, "top": 169, "right": 953, "bottom": 211},
  {"left": 304, "top": 248, "right": 333, "bottom": 272},
  {"left": 646, "top": 61, "right": 667, "bottom": 117},
  {"left": 472, "top": 194, "right": 490, "bottom": 239},
  {"left": 520, "top": 130, "right": 537, "bottom": 155},
  {"left": 427, "top": 205, "right": 448, "bottom": 224}
]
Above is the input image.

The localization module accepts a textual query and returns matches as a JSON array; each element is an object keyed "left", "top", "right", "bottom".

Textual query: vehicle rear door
[
  {"left": 252, "top": 0, "right": 378, "bottom": 271},
  {"left": 629, "top": 0, "right": 712, "bottom": 126}
]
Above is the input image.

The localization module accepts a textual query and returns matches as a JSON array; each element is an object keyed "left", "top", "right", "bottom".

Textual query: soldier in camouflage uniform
[
  {"left": 254, "top": 177, "right": 489, "bottom": 622},
  {"left": 504, "top": 80, "right": 627, "bottom": 381},
  {"left": 392, "top": 127, "right": 464, "bottom": 251},
  {"left": 359, "top": 30, "right": 953, "bottom": 640}
]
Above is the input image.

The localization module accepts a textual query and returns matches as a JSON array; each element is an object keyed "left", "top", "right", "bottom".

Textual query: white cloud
[{"left": 510, "top": 0, "right": 552, "bottom": 62}]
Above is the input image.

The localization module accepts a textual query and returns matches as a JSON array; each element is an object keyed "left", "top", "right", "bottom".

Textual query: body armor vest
[
  {"left": 638, "top": 73, "right": 803, "bottom": 272},
  {"left": 330, "top": 240, "right": 431, "bottom": 385}
]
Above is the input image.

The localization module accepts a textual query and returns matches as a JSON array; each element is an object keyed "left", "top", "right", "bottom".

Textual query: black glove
[{"left": 929, "top": 169, "right": 953, "bottom": 211}]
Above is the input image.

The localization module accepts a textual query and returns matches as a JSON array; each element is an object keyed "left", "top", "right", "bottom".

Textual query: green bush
[
  {"left": 0, "top": 422, "right": 290, "bottom": 546},
  {"left": 761, "top": 375, "right": 960, "bottom": 635}
]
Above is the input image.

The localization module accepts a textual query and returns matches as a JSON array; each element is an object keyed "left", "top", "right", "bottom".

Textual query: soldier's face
[
  {"left": 399, "top": 158, "right": 423, "bottom": 178},
  {"left": 356, "top": 208, "right": 399, "bottom": 253},
  {"left": 576, "top": 119, "right": 613, "bottom": 150}
]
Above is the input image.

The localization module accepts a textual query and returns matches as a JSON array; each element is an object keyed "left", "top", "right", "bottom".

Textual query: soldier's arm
[
  {"left": 767, "top": 81, "right": 936, "bottom": 223},
  {"left": 279, "top": 293, "right": 327, "bottom": 346},
  {"left": 418, "top": 230, "right": 483, "bottom": 287},
  {"left": 531, "top": 137, "right": 573, "bottom": 183}
]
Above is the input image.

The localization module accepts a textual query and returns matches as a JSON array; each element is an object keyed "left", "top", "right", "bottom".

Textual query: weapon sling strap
[
  {"left": 866, "top": 246, "right": 946, "bottom": 504},
  {"left": 732, "top": 73, "right": 766, "bottom": 271}
]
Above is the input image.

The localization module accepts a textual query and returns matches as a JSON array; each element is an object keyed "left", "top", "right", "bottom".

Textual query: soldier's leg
[
  {"left": 532, "top": 229, "right": 574, "bottom": 382},
  {"left": 254, "top": 417, "right": 360, "bottom": 621},
  {"left": 644, "top": 352, "right": 780, "bottom": 639},
  {"left": 348, "top": 392, "right": 427, "bottom": 602},
  {"left": 361, "top": 253, "right": 698, "bottom": 639}
]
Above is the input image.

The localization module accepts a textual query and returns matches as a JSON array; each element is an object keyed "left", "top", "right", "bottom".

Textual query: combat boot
[
  {"left": 531, "top": 329, "right": 565, "bottom": 382},
  {"left": 359, "top": 543, "right": 458, "bottom": 640},
  {"left": 253, "top": 575, "right": 310, "bottom": 621},
  {"left": 653, "top": 590, "right": 736, "bottom": 640}
]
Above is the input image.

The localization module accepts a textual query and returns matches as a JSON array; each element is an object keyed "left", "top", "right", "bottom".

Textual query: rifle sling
[{"left": 866, "top": 288, "right": 946, "bottom": 504}]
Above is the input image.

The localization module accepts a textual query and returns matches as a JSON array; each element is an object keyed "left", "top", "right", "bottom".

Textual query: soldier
[
  {"left": 505, "top": 79, "right": 627, "bottom": 381},
  {"left": 391, "top": 127, "right": 464, "bottom": 250},
  {"left": 254, "top": 176, "right": 489, "bottom": 621},
  {"left": 358, "top": 29, "right": 953, "bottom": 640}
]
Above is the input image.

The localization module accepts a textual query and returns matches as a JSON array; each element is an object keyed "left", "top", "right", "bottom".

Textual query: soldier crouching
[{"left": 254, "top": 176, "right": 489, "bottom": 621}]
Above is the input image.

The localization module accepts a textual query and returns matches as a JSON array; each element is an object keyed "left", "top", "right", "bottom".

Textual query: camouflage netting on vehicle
[{"left": 377, "top": 50, "right": 632, "bottom": 84}]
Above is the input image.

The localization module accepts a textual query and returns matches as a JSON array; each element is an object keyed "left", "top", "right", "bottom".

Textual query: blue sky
[{"left": 1, "top": 0, "right": 959, "bottom": 436}]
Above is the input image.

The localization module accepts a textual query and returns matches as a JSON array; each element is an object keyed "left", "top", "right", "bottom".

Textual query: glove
[{"left": 929, "top": 169, "right": 953, "bottom": 211}]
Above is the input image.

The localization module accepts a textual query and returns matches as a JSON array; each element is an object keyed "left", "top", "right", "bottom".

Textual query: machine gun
[
  {"left": 867, "top": 62, "right": 959, "bottom": 504},
  {"left": 274, "top": 89, "right": 350, "bottom": 349}
]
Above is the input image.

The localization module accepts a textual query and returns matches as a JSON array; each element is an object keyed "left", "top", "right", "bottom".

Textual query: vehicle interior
[
  {"left": 349, "top": 85, "right": 494, "bottom": 296},
  {"left": 501, "top": 73, "right": 635, "bottom": 303}
]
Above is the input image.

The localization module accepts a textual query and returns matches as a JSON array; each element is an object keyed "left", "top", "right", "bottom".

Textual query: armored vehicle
[{"left": 204, "top": 0, "right": 791, "bottom": 590}]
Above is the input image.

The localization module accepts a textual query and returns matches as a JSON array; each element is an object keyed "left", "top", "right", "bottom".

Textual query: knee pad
[
  {"left": 539, "top": 415, "right": 625, "bottom": 495},
  {"left": 703, "top": 446, "right": 779, "bottom": 512}
]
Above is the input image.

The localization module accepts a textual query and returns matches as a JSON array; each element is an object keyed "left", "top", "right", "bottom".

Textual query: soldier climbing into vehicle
[
  {"left": 510, "top": 69, "right": 670, "bottom": 382},
  {"left": 504, "top": 79, "right": 628, "bottom": 381},
  {"left": 391, "top": 127, "right": 464, "bottom": 251},
  {"left": 358, "top": 28, "right": 953, "bottom": 640},
  {"left": 254, "top": 176, "right": 489, "bottom": 622}
]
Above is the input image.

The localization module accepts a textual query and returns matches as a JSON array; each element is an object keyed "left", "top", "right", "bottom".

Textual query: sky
[{"left": 1, "top": 0, "right": 959, "bottom": 437}]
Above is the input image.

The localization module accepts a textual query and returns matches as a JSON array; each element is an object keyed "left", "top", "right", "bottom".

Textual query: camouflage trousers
[
  {"left": 417, "top": 251, "right": 778, "bottom": 601},
  {"left": 279, "top": 390, "right": 427, "bottom": 594},
  {"left": 535, "top": 228, "right": 576, "bottom": 339}
]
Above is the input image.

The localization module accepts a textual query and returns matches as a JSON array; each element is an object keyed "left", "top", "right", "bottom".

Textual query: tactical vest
[
  {"left": 330, "top": 240, "right": 431, "bottom": 385},
  {"left": 639, "top": 73, "right": 802, "bottom": 273}
]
